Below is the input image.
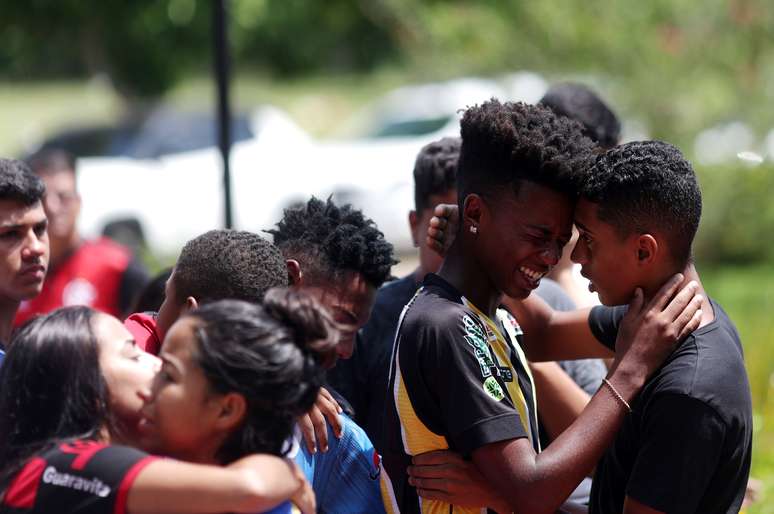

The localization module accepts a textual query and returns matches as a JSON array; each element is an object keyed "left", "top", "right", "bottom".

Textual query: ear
[
  {"left": 181, "top": 296, "right": 199, "bottom": 314},
  {"left": 213, "top": 392, "right": 247, "bottom": 432},
  {"left": 635, "top": 234, "right": 659, "bottom": 266},
  {"left": 286, "top": 259, "right": 302, "bottom": 286},
  {"left": 408, "top": 210, "right": 420, "bottom": 247},
  {"left": 462, "top": 194, "right": 484, "bottom": 233}
]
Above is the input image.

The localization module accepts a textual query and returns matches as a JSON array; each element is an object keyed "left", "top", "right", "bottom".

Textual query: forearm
[
  {"left": 475, "top": 368, "right": 639, "bottom": 514},
  {"left": 128, "top": 455, "right": 301, "bottom": 513},
  {"left": 503, "top": 296, "right": 608, "bottom": 362},
  {"left": 530, "top": 362, "right": 591, "bottom": 440}
]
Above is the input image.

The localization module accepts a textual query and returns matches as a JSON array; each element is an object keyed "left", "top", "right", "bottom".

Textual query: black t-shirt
[
  {"left": 588, "top": 300, "right": 752, "bottom": 514},
  {"left": 1, "top": 440, "right": 157, "bottom": 514},
  {"left": 380, "top": 274, "right": 539, "bottom": 514},
  {"left": 326, "top": 274, "right": 419, "bottom": 452}
]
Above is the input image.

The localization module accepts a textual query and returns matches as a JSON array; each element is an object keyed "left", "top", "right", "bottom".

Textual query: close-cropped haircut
[
  {"left": 186, "top": 290, "right": 338, "bottom": 462},
  {"left": 0, "top": 158, "right": 46, "bottom": 205},
  {"left": 268, "top": 196, "right": 396, "bottom": 289},
  {"left": 26, "top": 148, "right": 77, "bottom": 176},
  {"left": 457, "top": 99, "right": 595, "bottom": 205},
  {"left": 539, "top": 82, "right": 621, "bottom": 150},
  {"left": 173, "top": 230, "right": 288, "bottom": 306},
  {"left": 413, "top": 137, "right": 461, "bottom": 212},
  {"left": 582, "top": 140, "right": 701, "bottom": 265}
]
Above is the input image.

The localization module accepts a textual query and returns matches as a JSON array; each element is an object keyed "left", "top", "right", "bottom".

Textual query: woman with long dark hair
[{"left": 0, "top": 288, "right": 336, "bottom": 513}]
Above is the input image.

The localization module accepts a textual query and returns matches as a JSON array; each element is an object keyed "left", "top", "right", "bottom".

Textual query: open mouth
[{"left": 519, "top": 266, "right": 546, "bottom": 287}]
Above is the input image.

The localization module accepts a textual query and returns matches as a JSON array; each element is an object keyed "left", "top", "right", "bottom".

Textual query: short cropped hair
[
  {"left": 0, "top": 158, "right": 46, "bottom": 205},
  {"left": 457, "top": 100, "right": 595, "bottom": 204},
  {"left": 268, "top": 196, "right": 396, "bottom": 289},
  {"left": 413, "top": 137, "right": 461, "bottom": 212},
  {"left": 582, "top": 141, "right": 701, "bottom": 265},
  {"left": 173, "top": 230, "right": 288, "bottom": 305},
  {"left": 26, "top": 149, "right": 77, "bottom": 176},
  {"left": 539, "top": 83, "right": 621, "bottom": 150}
]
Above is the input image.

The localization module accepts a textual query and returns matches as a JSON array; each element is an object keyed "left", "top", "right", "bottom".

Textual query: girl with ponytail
[{"left": 137, "top": 288, "right": 339, "bottom": 512}]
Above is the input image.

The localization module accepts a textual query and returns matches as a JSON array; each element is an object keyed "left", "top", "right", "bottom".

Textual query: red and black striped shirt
[{"left": 1, "top": 440, "right": 156, "bottom": 514}]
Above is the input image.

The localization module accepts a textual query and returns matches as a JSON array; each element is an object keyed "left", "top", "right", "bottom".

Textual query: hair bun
[{"left": 262, "top": 287, "right": 338, "bottom": 368}]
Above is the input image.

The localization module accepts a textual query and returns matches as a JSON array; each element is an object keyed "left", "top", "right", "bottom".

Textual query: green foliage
[
  {"left": 0, "top": 0, "right": 210, "bottom": 100},
  {"left": 2, "top": 0, "right": 773, "bottom": 138},
  {"left": 700, "top": 266, "right": 774, "bottom": 512},
  {"left": 231, "top": 0, "right": 399, "bottom": 75},
  {"left": 695, "top": 162, "right": 774, "bottom": 265}
]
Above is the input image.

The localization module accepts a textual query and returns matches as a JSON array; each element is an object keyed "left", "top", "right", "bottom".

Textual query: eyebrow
[
  {"left": 526, "top": 224, "right": 572, "bottom": 242},
  {"left": 159, "top": 355, "right": 182, "bottom": 374},
  {"left": 525, "top": 223, "right": 552, "bottom": 235},
  {"left": 574, "top": 219, "right": 593, "bottom": 234},
  {"left": 0, "top": 219, "right": 48, "bottom": 230}
]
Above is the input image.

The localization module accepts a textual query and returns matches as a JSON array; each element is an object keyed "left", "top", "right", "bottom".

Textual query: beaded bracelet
[{"left": 602, "top": 378, "right": 632, "bottom": 413}]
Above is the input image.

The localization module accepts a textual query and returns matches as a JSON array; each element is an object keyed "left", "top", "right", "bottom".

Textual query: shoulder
[
  {"left": 364, "top": 276, "right": 418, "bottom": 331},
  {"left": 645, "top": 302, "right": 751, "bottom": 426},
  {"left": 376, "top": 275, "right": 418, "bottom": 303},
  {"left": 124, "top": 312, "right": 161, "bottom": 354},
  {"left": 400, "top": 287, "right": 472, "bottom": 344}
]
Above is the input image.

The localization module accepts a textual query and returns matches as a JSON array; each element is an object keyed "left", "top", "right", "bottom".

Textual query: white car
[{"left": 75, "top": 74, "right": 549, "bottom": 255}]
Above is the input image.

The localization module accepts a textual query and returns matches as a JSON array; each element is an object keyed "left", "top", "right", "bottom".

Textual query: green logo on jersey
[
  {"left": 463, "top": 315, "right": 495, "bottom": 378},
  {"left": 483, "top": 376, "right": 505, "bottom": 401}
]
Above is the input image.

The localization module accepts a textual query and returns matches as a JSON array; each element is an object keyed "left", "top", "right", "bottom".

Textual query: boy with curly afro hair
[{"left": 269, "top": 195, "right": 396, "bottom": 362}]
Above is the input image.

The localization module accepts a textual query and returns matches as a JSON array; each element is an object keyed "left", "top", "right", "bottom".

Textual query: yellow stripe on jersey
[
  {"left": 380, "top": 466, "right": 400, "bottom": 514},
  {"left": 394, "top": 332, "right": 482, "bottom": 514},
  {"left": 394, "top": 343, "right": 448, "bottom": 455}
]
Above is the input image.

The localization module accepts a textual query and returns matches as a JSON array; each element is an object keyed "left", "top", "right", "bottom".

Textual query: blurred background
[{"left": 1, "top": 0, "right": 772, "bottom": 509}]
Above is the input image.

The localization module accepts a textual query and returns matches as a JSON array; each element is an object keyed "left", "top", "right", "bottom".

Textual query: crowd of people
[{"left": 0, "top": 83, "right": 753, "bottom": 514}]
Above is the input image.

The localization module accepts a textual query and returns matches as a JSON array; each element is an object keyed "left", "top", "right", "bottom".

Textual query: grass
[{"left": 700, "top": 265, "right": 774, "bottom": 513}]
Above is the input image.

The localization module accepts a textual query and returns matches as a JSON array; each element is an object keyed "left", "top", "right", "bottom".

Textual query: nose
[
  {"left": 21, "top": 232, "right": 46, "bottom": 260},
  {"left": 139, "top": 352, "right": 162, "bottom": 373},
  {"left": 570, "top": 238, "right": 586, "bottom": 264},
  {"left": 138, "top": 385, "right": 153, "bottom": 404},
  {"left": 539, "top": 241, "right": 562, "bottom": 266},
  {"left": 336, "top": 334, "right": 356, "bottom": 360}
]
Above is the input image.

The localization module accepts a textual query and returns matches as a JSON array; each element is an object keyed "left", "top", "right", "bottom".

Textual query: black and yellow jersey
[{"left": 380, "top": 274, "right": 539, "bottom": 514}]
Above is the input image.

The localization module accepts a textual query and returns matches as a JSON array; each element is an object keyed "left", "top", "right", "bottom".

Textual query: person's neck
[
  {"left": 437, "top": 239, "right": 501, "bottom": 318},
  {"left": 0, "top": 297, "right": 20, "bottom": 343},
  {"left": 49, "top": 233, "right": 81, "bottom": 269},
  {"left": 642, "top": 262, "right": 714, "bottom": 327},
  {"left": 410, "top": 266, "right": 431, "bottom": 285}
]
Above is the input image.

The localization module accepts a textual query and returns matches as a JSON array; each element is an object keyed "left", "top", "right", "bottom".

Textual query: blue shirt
[
  {"left": 294, "top": 413, "right": 386, "bottom": 514},
  {"left": 0, "top": 347, "right": 4, "bottom": 366}
]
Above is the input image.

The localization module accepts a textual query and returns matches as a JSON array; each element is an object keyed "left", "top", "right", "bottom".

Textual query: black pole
[{"left": 213, "top": 0, "right": 233, "bottom": 229}]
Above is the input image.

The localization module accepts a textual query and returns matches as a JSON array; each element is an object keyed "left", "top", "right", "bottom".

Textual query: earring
[{"left": 469, "top": 225, "right": 478, "bottom": 235}]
